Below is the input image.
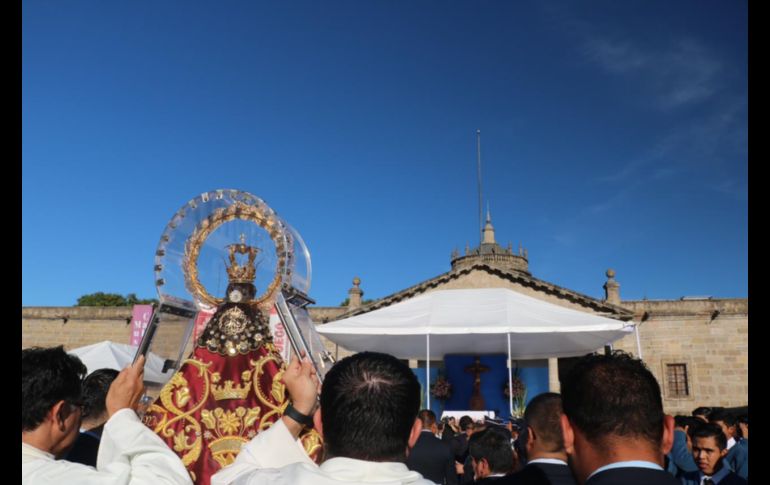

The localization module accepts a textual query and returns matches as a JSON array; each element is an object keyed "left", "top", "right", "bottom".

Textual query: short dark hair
[
  {"left": 708, "top": 410, "right": 736, "bottom": 427},
  {"left": 523, "top": 392, "right": 564, "bottom": 452},
  {"left": 690, "top": 422, "right": 727, "bottom": 450},
  {"left": 320, "top": 351, "right": 420, "bottom": 462},
  {"left": 674, "top": 415, "right": 703, "bottom": 430},
  {"left": 459, "top": 415, "right": 474, "bottom": 431},
  {"left": 468, "top": 427, "right": 514, "bottom": 474},
  {"left": 81, "top": 368, "right": 120, "bottom": 419},
  {"left": 22, "top": 346, "right": 87, "bottom": 431},
  {"left": 418, "top": 409, "right": 437, "bottom": 428},
  {"left": 561, "top": 351, "right": 664, "bottom": 449},
  {"left": 692, "top": 406, "right": 712, "bottom": 418}
]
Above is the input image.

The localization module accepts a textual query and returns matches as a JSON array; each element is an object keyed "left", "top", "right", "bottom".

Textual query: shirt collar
[
  {"left": 527, "top": 458, "right": 568, "bottom": 466},
  {"left": 22, "top": 442, "right": 54, "bottom": 460},
  {"left": 699, "top": 464, "right": 731, "bottom": 484},
  {"left": 726, "top": 437, "right": 736, "bottom": 450},
  {"left": 320, "top": 457, "right": 423, "bottom": 481},
  {"left": 587, "top": 460, "right": 663, "bottom": 480}
]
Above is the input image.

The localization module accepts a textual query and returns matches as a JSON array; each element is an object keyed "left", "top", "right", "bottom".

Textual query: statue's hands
[
  {"left": 106, "top": 355, "right": 146, "bottom": 417},
  {"left": 283, "top": 352, "right": 319, "bottom": 415}
]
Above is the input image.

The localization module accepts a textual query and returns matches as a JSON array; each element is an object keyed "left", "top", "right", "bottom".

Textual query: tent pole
[
  {"left": 507, "top": 333, "right": 513, "bottom": 418},
  {"left": 634, "top": 324, "right": 643, "bottom": 360},
  {"left": 426, "top": 334, "right": 431, "bottom": 410}
]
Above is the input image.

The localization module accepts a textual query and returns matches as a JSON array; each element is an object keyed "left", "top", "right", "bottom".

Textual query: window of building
[{"left": 666, "top": 363, "right": 689, "bottom": 398}]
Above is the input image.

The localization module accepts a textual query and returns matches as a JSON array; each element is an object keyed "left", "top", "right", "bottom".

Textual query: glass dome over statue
[{"left": 142, "top": 189, "right": 321, "bottom": 485}]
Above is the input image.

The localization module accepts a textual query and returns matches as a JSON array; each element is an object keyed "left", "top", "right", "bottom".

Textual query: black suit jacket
[
  {"left": 507, "top": 462, "right": 577, "bottom": 485},
  {"left": 407, "top": 431, "right": 459, "bottom": 485},
  {"left": 586, "top": 466, "right": 680, "bottom": 485},
  {"left": 64, "top": 430, "right": 101, "bottom": 467}
]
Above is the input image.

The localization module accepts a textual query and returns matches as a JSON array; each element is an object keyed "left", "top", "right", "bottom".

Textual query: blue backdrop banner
[{"left": 440, "top": 355, "right": 549, "bottom": 419}]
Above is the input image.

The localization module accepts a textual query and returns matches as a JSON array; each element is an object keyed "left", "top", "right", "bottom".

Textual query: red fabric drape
[{"left": 144, "top": 344, "right": 321, "bottom": 484}]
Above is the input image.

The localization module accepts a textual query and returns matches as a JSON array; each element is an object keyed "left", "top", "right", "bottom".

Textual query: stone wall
[
  {"left": 21, "top": 295, "right": 748, "bottom": 414},
  {"left": 613, "top": 298, "right": 748, "bottom": 415},
  {"left": 22, "top": 306, "right": 193, "bottom": 362}
]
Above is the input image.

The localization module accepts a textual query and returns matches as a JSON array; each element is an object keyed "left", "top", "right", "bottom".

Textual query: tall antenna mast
[{"left": 476, "top": 129, "right": 483, "bottom": 244}]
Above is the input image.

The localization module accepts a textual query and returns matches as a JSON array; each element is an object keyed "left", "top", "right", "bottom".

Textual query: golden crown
[
  {"left": 226, "top": 234, "right": 259, "bottom": 284},
  {"left": 211, "top": 370, "right": 253, "bottom": 401}
]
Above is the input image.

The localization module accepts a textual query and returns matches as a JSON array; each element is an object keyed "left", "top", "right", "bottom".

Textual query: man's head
[
  {"left": 708, "top": 410, "right": 737, "bottom": 440},
  {"left": 469, "top": 427, "right": 515, "bottom": 479},
  {"left": 319, "top": 351, "right": 420, "bottom": 462},
  {"left": 737, "top": 415, "right": 748, "bottom": 440},
  {"left": 518, "top": 392, "right": 566, "bottom": 464},
  {"left": 81, "top": 368, "right": 120, "bottom": 429},
  {"left": 689, "top": 423, "right": 728, "bottom": 475},
  {"left": 692, "top": 406, "right": 712, "bottom": 423},
  {"left": 22, "top": 346, "right": 87, "bottom": 457},
  {"left": 459, "top": 415, "right": 474, "bottom": 434},
  {"left": 560, "top": 351, "right": 674, "bottom": 482},
  {"left": 674, "top": 415, "right": 703, "bottom": 431},
  {"left": 417, "top": 409, "right": 437, "bottom": 432}
]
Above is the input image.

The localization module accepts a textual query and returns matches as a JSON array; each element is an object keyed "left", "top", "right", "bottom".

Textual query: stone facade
[
  {"left": 20, "top": 294, "right": 748, "bottom": 415},
  {"left": 611, "top": 298, "right": 748, "bottom": 415},
  {"left": 21, "top": 306, "right": 192, "bottom": 361},
  {"left": 21, "top": 218, "right": 746, "bottom": 415}
]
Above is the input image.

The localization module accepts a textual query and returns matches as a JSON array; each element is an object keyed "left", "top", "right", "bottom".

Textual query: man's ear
[
  {"left": 313, "top": 407, "right": 323, "bottom": 438},
  {"left": 408, "top": 417, "right": 422, "bottom": 448},
  {"left": 661, "top": 414, "right": 675, "bottom": 455},
  {"left": 52, "top": 400, "right": 69, "bottom": 431},
  {"left": 560, "top": 414, "right": 575, "bottom": 455},
  {"left": 479, "top": 457, "right": 491, "bottom": 478}
]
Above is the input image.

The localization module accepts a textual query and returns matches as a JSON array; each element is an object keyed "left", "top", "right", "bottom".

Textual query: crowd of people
[{"left": 22, "top": 346, "right": 748, "bottom": 484}]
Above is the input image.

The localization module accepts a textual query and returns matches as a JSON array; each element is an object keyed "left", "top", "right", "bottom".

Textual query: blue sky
[{"left": 22, "top": 1, "right": 747, "bottom": 308}]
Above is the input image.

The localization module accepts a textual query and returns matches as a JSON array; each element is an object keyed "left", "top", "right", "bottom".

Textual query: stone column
[
  {"left": 603, "top": 269, "right": 621, "bottom": 305},
  {"left": 548, "top": 358, "right": 560, "bottom": 392},
  {"left": 347, "top": 277, "right": 363, "bottom": 309}
]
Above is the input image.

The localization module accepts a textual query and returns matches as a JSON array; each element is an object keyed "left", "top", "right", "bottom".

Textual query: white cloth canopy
[
  {"left": 68, "top": 340, "right": 173, "bottom": 384},
  {"left": 317, "top": 288, "right": 634, "bottom": 360}
]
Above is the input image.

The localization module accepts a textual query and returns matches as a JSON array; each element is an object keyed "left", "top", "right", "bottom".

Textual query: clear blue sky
[{"left": 22, "top": 1, "right": 747, "bottom": 308}]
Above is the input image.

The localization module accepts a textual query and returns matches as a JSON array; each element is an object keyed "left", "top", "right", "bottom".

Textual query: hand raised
[
  {"left": 282, "top": 353, "right": 319, "bottom": 415},
  {"left": 106, "top": 354, "right": 146, "bottom": 417}
]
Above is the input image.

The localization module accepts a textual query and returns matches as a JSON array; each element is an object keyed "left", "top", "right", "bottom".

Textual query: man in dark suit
[
  {"left": 559, "top": 351, "right": 680, "bottom": 485},
  {"left": 507, "top": 392, "right": 576, "bottom": 485},
  {"left": 708, "top": 410, "right": 748, "bottom": 480},
  {"left": 407, "top": 409, "right": 458, "bottom": 484},
  {"left": 64, "top": 368, "right": 119, "bottom": 467},
  {"left": 680, "top": 423, "right": 747, "bottom": 485},
  {"left": 468, "top": 427, "right": 515, "bottom": 484}
]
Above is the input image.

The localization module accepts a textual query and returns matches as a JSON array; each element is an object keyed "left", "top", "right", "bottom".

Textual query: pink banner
[
  {"left": 192, "top": 306, "right": 216, "bottom": 342},
  {"left": 130, "top": 305, "right": 154, "bottom": 346},
  {"left": 269, "top": 306, "right": 290, "bottom": 363}
]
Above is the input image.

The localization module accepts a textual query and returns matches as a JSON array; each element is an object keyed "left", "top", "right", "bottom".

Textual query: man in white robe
[
  {"left": 212, "top": 351, "right": 436, "bottom": 485},
  {"left": 22, "top": 346, "right": 192, "bottom": 485}
]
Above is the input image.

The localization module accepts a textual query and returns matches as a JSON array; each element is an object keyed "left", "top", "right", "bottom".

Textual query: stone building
[{"left": 21, "top": 214, "right": 747, "bottom": 414}]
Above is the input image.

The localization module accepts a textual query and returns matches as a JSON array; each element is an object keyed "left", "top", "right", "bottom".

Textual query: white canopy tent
[
  {"left": 68, "top": 340, "right": 173, "bottom": 384},
  {"left": 317, "top": 288, "right": 637, "bottom": 412}
]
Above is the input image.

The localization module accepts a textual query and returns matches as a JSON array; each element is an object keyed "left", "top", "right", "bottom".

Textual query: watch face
[{"left": 229, "top": 289, "right": 243, "bottom": 303}]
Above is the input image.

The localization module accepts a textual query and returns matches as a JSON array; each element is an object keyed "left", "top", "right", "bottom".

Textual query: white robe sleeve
[
  {"left": 211, "top": 419, "right": 315, "bottom": 485},
  {"left": 96, "top": 408, "right": 192, "bottom": 484},
  {"left": 22, "top": 409, "right": 192, "bottom": 485}
]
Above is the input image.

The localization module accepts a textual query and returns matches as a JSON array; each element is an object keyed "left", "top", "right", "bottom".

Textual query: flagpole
[
  {"left": 426, "top": 334, "right": 431, "bottom": 410},
  {"left": 476, "top": 129, "right": 483, "bottom": 244},
  {"left": 507, "top": 333, "right": 513, "bottom": 417}
]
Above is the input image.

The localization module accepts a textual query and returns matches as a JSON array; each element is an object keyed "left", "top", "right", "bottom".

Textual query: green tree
[{"left": 76, "top": 292, "right": 158, "bottom": 306}]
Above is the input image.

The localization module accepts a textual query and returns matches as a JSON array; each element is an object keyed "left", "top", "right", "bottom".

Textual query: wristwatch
[{"left": 284, "top": 403, "right": 315, "bottom": 427}]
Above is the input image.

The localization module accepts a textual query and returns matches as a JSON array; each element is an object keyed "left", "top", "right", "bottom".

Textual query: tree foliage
[
  {"left": 76, "top": 292, "right": 158, "bottom": 307},
  {"left": 338, "top": 298, "right": 375, "bottom": 307}
]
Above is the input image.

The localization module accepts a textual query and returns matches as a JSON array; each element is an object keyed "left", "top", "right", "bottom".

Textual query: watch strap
[{"left": 284, "top": 403, "right": 315, "bottom": 427}]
